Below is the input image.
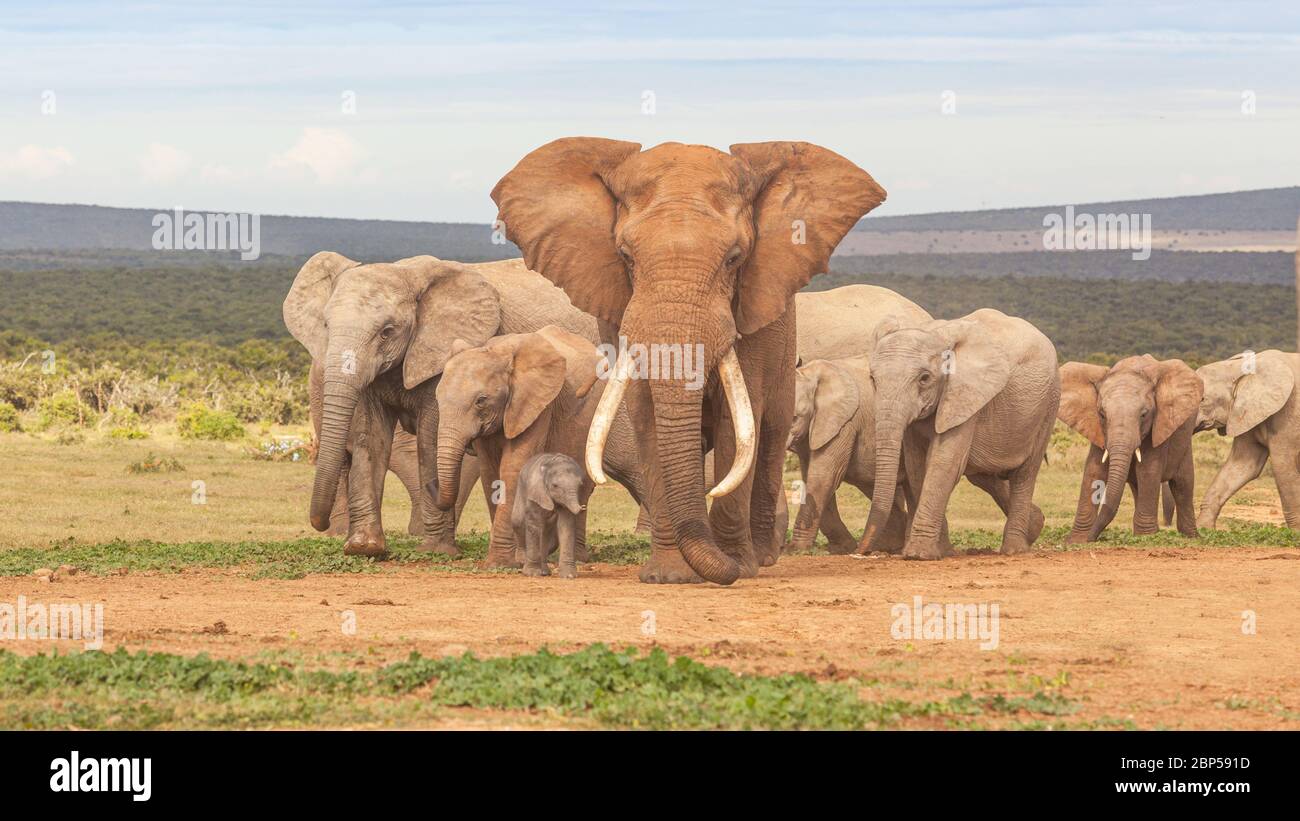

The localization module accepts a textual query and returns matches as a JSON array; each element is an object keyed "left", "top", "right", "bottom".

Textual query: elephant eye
[
  {"left": 617, "top": 245, "right": 633, "bottom": 265},
  {"left": 380, "top": 324, "right": 396, "bottom": 340},
  {"left": 474, "top": 394, "right": 488, "bottom": 408},
  {"left": 918, "top": 372, "right": 932, "bottom": 384},
  {"left": 1141, "top": 408, "right": 1149, "bottom": 417},
  {"left": 726, "top": 246, "right": 743, "bottom": 266}
]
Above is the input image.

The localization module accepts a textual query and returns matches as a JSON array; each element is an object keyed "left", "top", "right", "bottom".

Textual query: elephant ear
[
  {"left": 808, "top": 361, "right": 861, "bottom": 451},
  {"left": 504, "top": 334, "right": 568, "bottom": 438},
  {"left": 1058, "top": 362, "right": 1108, "bottom": 448},
  {"left": 729, "top": 142, "right": 887, "bottom": 335},
  {"left": 526, "top": 466, "right": 556, "bottom": 511},
  {"left": 1151, "top": 359, "right": 1204, "bottom": 446},
  {"left": 1227, "top": 350, "right": 1294, "bottom": 437},
  {"left": 933, "top": 318, "right": 1012, "bottom": 434},
  {"left": 401, "top": 257, "right": 502, "bottom": 389},
  {"left": 491, "top": 138, "right": 642, "bottom": 325},
  {"left": 282, "top": 252, "right": 359, "bottom": 359},
  {"left": 535, "top": 325, "right": 603, "bottom": 399}
]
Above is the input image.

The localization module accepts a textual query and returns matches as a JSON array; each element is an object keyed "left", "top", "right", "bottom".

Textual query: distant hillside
[
  {"left": 0, "top": 202, "right": 520, "bottom": 262},
  {"left": 856, "top": 186, "right": 1300, "bottom": 232},
  {"left": 2, "top": 186, "right": 1297, "bottom": 260}
]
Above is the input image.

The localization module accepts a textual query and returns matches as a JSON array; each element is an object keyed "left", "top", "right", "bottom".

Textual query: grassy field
[{"left": 1, "top": 427, "right": 1296, "bottom": 730}]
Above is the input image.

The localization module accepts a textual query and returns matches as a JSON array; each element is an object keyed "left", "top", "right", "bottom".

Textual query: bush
[
  {"left": 249, "top": 437, "right": 309, "bottom": 462},
  {"left": 0, "top": 401, "right": 20, "bottom": 432},
  {"left": 36, "top": 389, "right": 96, "bottom": 430},
  {"left": 175, "top": 402, "right": 245, "bottom": 441},
  {"left": 126, "top": 453, "right": 185, "bottom": 474},
  {"left": 106, "top": 407, "right": 148, "bottom": 440}
]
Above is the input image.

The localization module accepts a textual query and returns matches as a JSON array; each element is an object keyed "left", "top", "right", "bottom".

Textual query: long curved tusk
[
  {"left": 585, "top": 350, "right": 631, "bottom": 484},
  {"left": 1135, "top": 447, "right": 1142, "bottom": 463},
  {"left": 707, "top": 348, "right": 757, "bottom": 499},
  {"left": 1102, "top": 448, "right": 1108, "bottom": 463}
]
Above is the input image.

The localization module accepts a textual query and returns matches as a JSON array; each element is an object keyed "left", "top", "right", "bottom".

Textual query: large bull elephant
[
  {"left": 283, "top": 252, "right": 597, "bottom": 558},
  {"left": 493, "top": 138, "right": 886, "bottom": 584}
]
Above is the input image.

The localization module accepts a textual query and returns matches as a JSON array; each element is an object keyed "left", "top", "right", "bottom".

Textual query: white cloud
[
  {"left": 140, "top": 142, "right": 192, "bottom": 183},
  {"left": 269, "top": 128, "right": 370, "bottom": 184},
  {"left": 198, "top": 163, "right": 250, "bottom": 184},
  {"left": 0, "top": 144, "right": 75, "bottom": 179}
]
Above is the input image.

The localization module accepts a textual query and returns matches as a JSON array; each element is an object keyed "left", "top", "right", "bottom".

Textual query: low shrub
[
  {"left": 36, "top": 389, "right": 96, "bottom": 430},
  {"left": 0, "top": 401, "right": 19, "bottom": 432},
  {"left": 176, "top": 402, "right": 245, "bottom": 441}
]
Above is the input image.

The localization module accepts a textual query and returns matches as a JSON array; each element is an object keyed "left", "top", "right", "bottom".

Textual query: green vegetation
[
  {"left": 176, "top": 402, "right": 245, "bottom": 440},
  {"left": 0, "top": 644, "right": 1082, "bottom": 730},
  {"left": 124, "top": 453, "right": 186, "bottom": 475},
  {"left": 0, "top": 400, "right": 19, "bottom": 432}
]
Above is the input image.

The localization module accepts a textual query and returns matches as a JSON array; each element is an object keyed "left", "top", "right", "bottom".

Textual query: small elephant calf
[{"left": 512, "top": 453, "right": 587, "bottom": 579}]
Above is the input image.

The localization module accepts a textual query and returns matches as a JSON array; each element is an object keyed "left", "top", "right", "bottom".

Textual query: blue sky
[{"left": 1, "top": 1, "right": 1298, "bottom": 221}]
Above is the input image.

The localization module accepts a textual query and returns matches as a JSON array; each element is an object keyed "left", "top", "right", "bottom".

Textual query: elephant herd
[{"left": 282, "top": 137, "right": 1297, "bottom": 586}]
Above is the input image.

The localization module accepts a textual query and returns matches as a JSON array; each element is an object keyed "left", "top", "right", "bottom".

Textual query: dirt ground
[{"left": 5, "top": 545, "right": 1297, "bottom": 729}]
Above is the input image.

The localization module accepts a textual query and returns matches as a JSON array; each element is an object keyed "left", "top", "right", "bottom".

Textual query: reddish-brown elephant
[{"left": 492, "top": 139, "right": 885, "bottom": 584}]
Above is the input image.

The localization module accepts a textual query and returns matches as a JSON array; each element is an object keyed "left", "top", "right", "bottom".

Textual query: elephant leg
[
  {"left": 967, "top": 473, "right": 1045, "bottom": 545},
  {"left": 388, "top": 429, "right": 424, "bottom": 537},
  {"left": 903, "top": 423, "right": 976, "bottom": 560},
  {"left": 787, "top": 448, "right": 848, "bottom": 554},
  {"left": 556, "top": 511, "right": 578, "bottom": 579},
  {"left": 414, "top": 406, "right": 459, "bottom": 556},
  {"left": 999, "top": 459, "right": 1044, "bottom": 555},
  {"left": 573, "top": 507, "right": 591, "bottom": 563},
  {"left": 638, "top": 447, "right": 704, "bottom": 585},
  {"left": 1197, "top": 436, "right": 1267, "bottom": 530},
  {"left": 454, "top": 452, "right": 481, "bottom": 523},
  {"left": 1170, "top": 449, "right": 1199, "bottom": 537},
  {"left": 709, "top": 409, "right": 760, "bottom": 579},
  {"left": 1066, "top": 444, "right": 1107, "bottom": 544},
  {"left": 327, "top": 451, "right": 352, "bottom": 536},
  {"left": 634, "top": 506, "right": 653, "bottom": 534},
  {"left": 1131, "top": 462, "right": 1161, "bottom": 536},
  {"left": 342, "top": 398, "right": 392, "bottom": 558},
  {"left": 857, "top": 481, "right": 907, "bottom": 554},
  {"left": 1271, "top": 442, "right": 1300, "bottom": 529},
  {"left": 819, "top": 492, "right": 859, "bottom": 555},
  {"left": 749, "top": 386, "right": 791, "bottom": 568},
  {"left": 520, "top": 510, "right": 549, "bottom": 577},
  {"left": 1161, "top": 482, "right": 1175, "bottom": 527}
]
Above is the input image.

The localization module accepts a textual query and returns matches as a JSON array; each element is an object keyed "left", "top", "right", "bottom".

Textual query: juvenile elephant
[
  {"left": 513, "top": 453, "right": 587, "bottom": 579},
  {"left": 283, "top": 252, "right": 597, "bottom": 558},
  {"left": 494, "top": 138, "right": 886, "bottom": 584},
  {"left": 1195, "top": 350, "right": 1300, "bottom": 529},
  {"left": 859, "top": 309, "right": 1060, "bottom": 559},
  {"left": 433, "top": 326, "right": 645, "bottom": 567},
  {"left": 1058, "top": 356, "right": 1202, "bottom": 542},
  {"left": 786, "top": 356, "right": 1046, "bottom": 554}
]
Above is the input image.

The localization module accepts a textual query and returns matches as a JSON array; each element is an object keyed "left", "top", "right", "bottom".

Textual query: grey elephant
[
  {"left": 513, "top": 453, "right": 587, "bottom": 579},
  {"left": 283, "top": 252, "right": 597, "bottom": 558},
  {"left": 1195, "top": 349, "right": 1300, "bottom": 529},
  {"left": 1058, "top": 356, "right": 1202, "bottom": 542},
  {"left": 432, "top": 326, "right": 645, "bottom": 568},
  {"left": 860, "top": 309, "right": 1060, "bottom": 559},
  {"left": 794, "top": 283, "right": 933, "bottom": 364},
  {"left": 786, "top": 356, "right": 1046, "bottom": 554}
]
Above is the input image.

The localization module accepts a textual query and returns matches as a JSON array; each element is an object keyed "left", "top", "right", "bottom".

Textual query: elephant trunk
[
  {"left": 309, "top": 373, "right": 362, "bottom": 531},
  {"left": 434, "top": 426, "right": 471, "bottom": 511},
  {"left": 1088, "top": 436, "right": 1136, "bottom": 541},
  {"left": 861, "top": 406, "right": 906, "bottom": 552}
]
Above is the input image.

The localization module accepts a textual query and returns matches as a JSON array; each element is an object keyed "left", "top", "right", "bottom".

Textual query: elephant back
[
  {"left": 795, "top": 284, "right": 931, "bottom": 363},
  {"left": 474, "top": 258, "right": 600, "bottom": 343}
]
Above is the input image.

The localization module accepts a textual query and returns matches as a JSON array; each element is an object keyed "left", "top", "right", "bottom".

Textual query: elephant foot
[
  {"left": 574, "top": 543, "right": 592, "bottom": 563},
  {"left": 484, "top": 547, "right": 523, "bottom": 570},
  {"left": 639, "top": 548, "right": 705, "bottom": 584},
  {"left": 1177, "top": 525, "right": 1199, "bottom": 539},
  {"left": 1027, "top": 505, "right": 1045, "bottom": 544},
  {"left": 999, "top": 535, "right": 1033, "bottom": 555},
  {"left": 557, "top": 563, "right": 578, "bottom": 580},
  {"left": 414, "top": 537, "right": 460, "bottom": 557},
  {"left": 1064, "top": 530, "right": 1091, "bottom": 545},
  {"left": 901, "top": 539, "right": 943, "bottom": 561},
  {"left": 825, "top": 539, "right": 858, "bottom": 555},
  {"left": 407, "top": 514, "right": 423, "bottom": 537},
  {"left": 522, "top": 562, "right": 550, "bottom": 577},
  {"left": 720, "top": 544, "right": 760, "bottom": 579},
  {"left": 343, "top": 524, "right": 388, "bottom": 559}
]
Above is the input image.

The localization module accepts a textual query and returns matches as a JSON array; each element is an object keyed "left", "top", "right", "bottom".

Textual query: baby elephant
[{"left": 512, "top": 453, "right": 587, "bottom": 579}]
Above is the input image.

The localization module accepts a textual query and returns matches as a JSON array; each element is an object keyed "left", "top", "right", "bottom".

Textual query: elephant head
[
  {"left": 1058, "top": 356, "right": 1203, "bottom": 539},
  {"left": 492, "top": 138, "right": 885, "bottom": 583},
  {"left": 1196, "top": 350, "right": 1295, "bottom": 437},
  {"left": 283, "top": 252, "right": 501, "bottom": 531},
  {"left": 860, "top": 315, "right": 1010, "bottom": 551},
  {"left": 432, "top": 326, "right": 601, "bottom": 511},
  {"left": 788, "top": 360, "right": 861, "bottom": 451}
]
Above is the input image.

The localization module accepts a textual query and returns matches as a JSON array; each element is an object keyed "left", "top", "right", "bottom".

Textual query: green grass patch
[
  {"left": 0, "top": 531, "right": 655, "bottom": 579},
  {"left": 0, "top": 644, "right": 1082, "bottom": 730}
]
